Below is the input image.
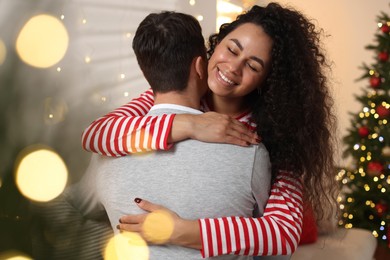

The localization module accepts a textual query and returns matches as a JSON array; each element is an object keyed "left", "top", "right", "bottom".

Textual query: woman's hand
[
  {"left": 118, "top": 198, "right": 201, "bottom": 249},
  {"left": 170, "top": 112, "right": 260, "bottom": 146}
]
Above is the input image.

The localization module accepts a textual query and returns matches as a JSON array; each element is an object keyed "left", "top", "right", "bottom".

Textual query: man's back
[{"left": 93, "top": 105, "right": 271, "bottom": 259}]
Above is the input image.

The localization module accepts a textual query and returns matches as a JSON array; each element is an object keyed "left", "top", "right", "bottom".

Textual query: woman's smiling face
[{"left": 207, "top": 23, "right": 273, "bottom": 98}]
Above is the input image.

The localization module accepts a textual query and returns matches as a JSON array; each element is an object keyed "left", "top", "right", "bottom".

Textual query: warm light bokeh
[
  {"left": 216, "top": 0, "right": 243, "bottom": 31},
  {"left": 143, "top": 210, "right": 174, "bottom": 244},
  {"left": 16, "top": 14, "right": 69, "bottom": 68},
  {"left": 0, "top": 250, "right": 33, "bottom": 260},
  {"left": 15, "top": 146, "right": 68, "bottom": 202},
  {"left": 104, "top": 232, "right": 149, "bottom": 260},
  {"left": 0, "top": 39, "right": 6, "bottom": 65},
  {"left": 44, "top": 97, "right": 68, "bottom": 125}
]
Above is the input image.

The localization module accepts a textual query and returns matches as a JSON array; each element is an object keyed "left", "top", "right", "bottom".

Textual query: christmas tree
[{"left": 338, "top": 11, "right": 390, "bottom": 248}]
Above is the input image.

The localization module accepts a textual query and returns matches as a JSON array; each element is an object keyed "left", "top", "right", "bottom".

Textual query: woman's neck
[{"left": 206, "top": 92, "right": 249, "bottom": 118}]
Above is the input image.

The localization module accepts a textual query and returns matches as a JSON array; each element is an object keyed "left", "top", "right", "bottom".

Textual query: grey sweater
[{"left": 72, "top": 104, "right": 272, "bottom": 259}]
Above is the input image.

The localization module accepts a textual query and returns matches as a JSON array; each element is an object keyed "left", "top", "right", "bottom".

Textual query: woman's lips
[{"left": 216, "top": 67, "right": 237, "bottom": 86}]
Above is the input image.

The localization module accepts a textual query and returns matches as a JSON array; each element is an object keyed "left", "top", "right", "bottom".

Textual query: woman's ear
[{"left": 194, "top": 56, "right": 207, "bottom": 80}]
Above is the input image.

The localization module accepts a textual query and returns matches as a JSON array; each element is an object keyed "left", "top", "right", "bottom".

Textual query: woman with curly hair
[{"left": 82, "top": 2, "right": 337, "bottom": 258}]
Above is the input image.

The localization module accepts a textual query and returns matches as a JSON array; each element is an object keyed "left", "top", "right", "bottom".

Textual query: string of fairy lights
[
  {"left": 336, "top": 18, "right": 390, "bottom": 246},
  {"left": 79, "top": 0, "right": 252, "bottom": 109},
  {"left": 8, "top": 0, "right": 254, "bottom": 194},
  {"left": 336, "top": 108, "right": 390, "bottom": 241},
  {"left": 8, "top": 0, "right": 252, "bottom": 212},
  {"left": 0, "top": 1, "right": 253, "bottom": 259}
]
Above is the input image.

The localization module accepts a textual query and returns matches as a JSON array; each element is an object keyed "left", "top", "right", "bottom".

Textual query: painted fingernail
[
  {"left": 116, "top": 224, "right": 120, "bottom": 230},
  {"left": 119, "top": 218, "right": 122, "bottom": 223},
  {"left": 134, "top": 198, "right": 142, "bottom": 203},
  {"left": 256, "top": 138, "right": 261, "bottom": 143}
]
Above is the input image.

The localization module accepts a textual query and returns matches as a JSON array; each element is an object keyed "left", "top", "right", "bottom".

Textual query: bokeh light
[
  {"left": 16, "top": 14, "right": 69, "bottom": 68},
  {"left": 0, "top": 39, "right": 6, "bottom": 65},
  {"left": 216, "top": 0, "right": 243, "bottom": 31},
  {"left": 15, "top": 146, "right": 68, "bottom": 202},
  {"left": 143, "top": 210, "right": 174, "bottom": 244},
  {"left": 0, "top": 250, "right": 32, "bottom": 259},
  {"left": 104, "top": 232, "right": 149, "bottom": 260},
  {"left": 44, "top": 97, "right": 68, "bottom": 125}
]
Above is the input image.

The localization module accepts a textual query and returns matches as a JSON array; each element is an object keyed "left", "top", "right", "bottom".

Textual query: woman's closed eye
[
  {"left": 247, "top": 62, "right": 259, "bottom": 72},
  {"left": 228, "top": 47, "right": 237, "bottom": 55},
  {"left": 246, "top": 60, "right": 262, "bottom": 72}
]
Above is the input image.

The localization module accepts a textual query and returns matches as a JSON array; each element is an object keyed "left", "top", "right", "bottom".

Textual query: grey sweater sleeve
[{"left": 251, "top": 143, "right": 272, "bottom": 216}]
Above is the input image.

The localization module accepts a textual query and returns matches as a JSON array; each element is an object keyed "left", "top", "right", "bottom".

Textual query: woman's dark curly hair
[{"left": 208, "top": 3, "right": 338, "bottom": 219}]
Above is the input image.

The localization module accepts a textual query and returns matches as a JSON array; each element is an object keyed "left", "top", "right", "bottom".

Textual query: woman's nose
[{"left": 228, "top": 59, "right": 244, "bottom": 76}]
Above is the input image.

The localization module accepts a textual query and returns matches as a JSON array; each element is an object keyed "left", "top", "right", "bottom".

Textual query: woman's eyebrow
[
  {"left": 230, "top": 38, "right": 244, "bottom": 51},
  {"left": 229, "top": 38, "right": 265, "bottom": 68}
]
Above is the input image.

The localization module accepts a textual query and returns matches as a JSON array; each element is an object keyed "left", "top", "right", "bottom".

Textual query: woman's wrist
[
  {"left": 170, "top": 218, "right": 202, "bottom": 250},
  {"left": 168, "top": 114, "right": 196, "bottom": 143}
]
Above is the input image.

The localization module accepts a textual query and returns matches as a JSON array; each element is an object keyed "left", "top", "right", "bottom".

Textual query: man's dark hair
[{"left": 132, "top": 11, "right": 206, "bottom": 93}]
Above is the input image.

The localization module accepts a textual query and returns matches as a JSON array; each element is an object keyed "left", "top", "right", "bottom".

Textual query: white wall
[{"left": 176, "top": 0, "right": 217, "bottom": 39}]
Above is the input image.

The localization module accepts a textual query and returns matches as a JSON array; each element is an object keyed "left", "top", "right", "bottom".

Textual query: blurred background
[{"left": 0, "top": 0, "right": 389, "bottom": 259}]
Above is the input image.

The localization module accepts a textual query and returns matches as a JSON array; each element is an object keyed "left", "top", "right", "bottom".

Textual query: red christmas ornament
[
  {"left": 376, "top": 105, "right": 390, "bottom": 118},
  {"left": 367, "top": 161, "right": 384, "bottom": 176},
  {"left": 370, "top": 76, "right": 381, "bottom": 88},
  {"left": 381, "top": 23, "right": 390, "bottom": 33},
  {"left": 358, "top": 126, "right": 370, "bottom": 138},
  {"left": 379, "top": 51, "right": 389, "bottom": 62},
  {"left": 375, "top": 203, "right": 388, "bottom": 218}
]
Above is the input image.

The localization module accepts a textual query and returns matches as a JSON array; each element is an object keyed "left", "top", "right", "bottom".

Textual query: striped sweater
[{"left": 81, "top": 88, "right": 303, "bottom": 257}]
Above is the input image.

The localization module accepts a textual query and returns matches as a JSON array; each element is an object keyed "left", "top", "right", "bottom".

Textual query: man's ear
[{"left": 194, "top": 56, "right": 207, "bottom": 80}]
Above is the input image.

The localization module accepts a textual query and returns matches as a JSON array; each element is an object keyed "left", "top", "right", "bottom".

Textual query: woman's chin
[{"left": 208, "top": 84, "right": 230, "bottom": 97}]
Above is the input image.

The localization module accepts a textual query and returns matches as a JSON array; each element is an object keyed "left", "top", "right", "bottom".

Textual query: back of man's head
[{"left": 132, "top": 11, "right": 206, "bottom": 93}]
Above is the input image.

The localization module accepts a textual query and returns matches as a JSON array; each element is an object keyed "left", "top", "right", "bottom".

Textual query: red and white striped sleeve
[
  {"left": 81, "top": 88, "right": 175, "bottom": 156},
  {"left": 198, "top": 171, "right": 303, "bottom": 257}
]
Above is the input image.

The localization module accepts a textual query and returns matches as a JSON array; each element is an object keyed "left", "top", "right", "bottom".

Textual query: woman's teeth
[{"left": 218, "top": 70, "right": 235, "bottom": 85}]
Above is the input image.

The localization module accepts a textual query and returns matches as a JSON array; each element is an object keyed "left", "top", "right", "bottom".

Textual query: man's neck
[{"left": 154, "top": 90, "right": 200, "bottom": 110}]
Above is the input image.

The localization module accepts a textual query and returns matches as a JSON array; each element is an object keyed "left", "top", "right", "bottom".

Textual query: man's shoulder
[{"left": 255, "top": 142, "right": 269, "bottom": 153}]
